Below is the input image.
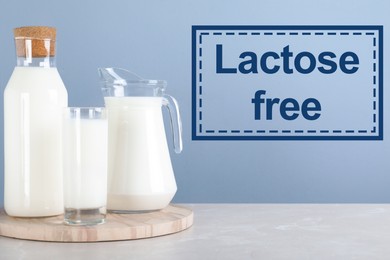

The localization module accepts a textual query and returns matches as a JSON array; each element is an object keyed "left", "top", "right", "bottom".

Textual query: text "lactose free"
[{"left": 216, "top": 44, "right": 359, "bottom": 121}]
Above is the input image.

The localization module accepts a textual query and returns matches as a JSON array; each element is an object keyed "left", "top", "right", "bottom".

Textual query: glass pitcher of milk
[{"left": 99, "top": 68, "right": 182, "bottom": 212}]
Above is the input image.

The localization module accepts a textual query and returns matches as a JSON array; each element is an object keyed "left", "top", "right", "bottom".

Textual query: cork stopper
[{"left": 14, "top": 26, "right": 56, "bottom": 57}]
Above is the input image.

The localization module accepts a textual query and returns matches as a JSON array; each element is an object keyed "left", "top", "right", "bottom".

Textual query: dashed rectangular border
[
  {"left": 200, "top": 31, "right": 376, "bottom": 134},
  {"left": 192, "top": 25, "right": 383, "bottom": 141}
]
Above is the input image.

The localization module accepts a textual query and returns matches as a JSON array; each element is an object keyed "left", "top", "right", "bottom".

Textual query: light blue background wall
[{"left": 0, "top": 0, "right": 389, "bottom": 206}]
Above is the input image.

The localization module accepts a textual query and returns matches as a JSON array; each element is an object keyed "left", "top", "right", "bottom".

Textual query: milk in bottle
[{"left": 4, "top": 26, "right": 68, "bottom": 217}]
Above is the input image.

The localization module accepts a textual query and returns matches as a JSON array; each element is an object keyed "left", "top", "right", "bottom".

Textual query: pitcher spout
[{"left": 98, "top": 67, "right": 166, "bottom": 97}]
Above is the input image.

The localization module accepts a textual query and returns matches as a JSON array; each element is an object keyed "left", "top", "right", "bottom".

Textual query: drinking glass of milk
[{"left": 62, "top": 107, "right": 108, "bottom": 225}]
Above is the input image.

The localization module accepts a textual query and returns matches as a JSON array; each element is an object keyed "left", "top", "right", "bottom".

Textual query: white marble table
[{"left": 1, "top": 204, "right": 390, "bottom": 260}]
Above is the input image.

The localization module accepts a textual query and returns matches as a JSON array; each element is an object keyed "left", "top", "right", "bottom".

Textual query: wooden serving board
[{"left": 0, "top": 204, "right": 193, "bottom": 242}]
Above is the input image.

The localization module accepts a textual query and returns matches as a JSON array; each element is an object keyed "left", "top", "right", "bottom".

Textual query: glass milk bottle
[
  {"left": 4, "top": 26, "right": 68, "bottom": 217},
  {"left": 99, "top": 68, "right": 182, "bottom": 212}
]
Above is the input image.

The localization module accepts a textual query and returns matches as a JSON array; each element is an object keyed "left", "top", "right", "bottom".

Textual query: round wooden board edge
[{"left": 0, "top": 204, "right": 194, "bottom": 242}]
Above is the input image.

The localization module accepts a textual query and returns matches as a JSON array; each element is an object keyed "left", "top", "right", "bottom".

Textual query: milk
[
  {"left": 4, "top": 66, "right": 68, "bottom": 217},
  {"left": 105, "top": 97, "right": 177, "bottom": 211},
  {"left": 63, "top": 118, "right": 108, "bottom": 209}
]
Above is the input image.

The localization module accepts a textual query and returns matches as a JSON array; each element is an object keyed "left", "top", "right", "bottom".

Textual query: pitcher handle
[{"left": 162, "top": 94, "right": 183, "bottom": 153}]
